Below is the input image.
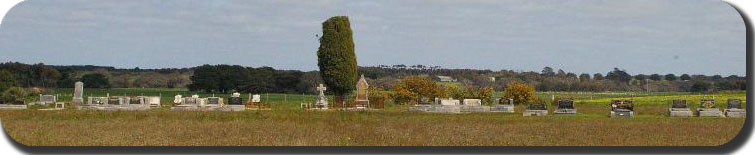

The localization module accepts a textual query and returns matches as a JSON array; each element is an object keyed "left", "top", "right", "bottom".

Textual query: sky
[{"left": 0, "top": 0, "right": 746, "bottom": 76}]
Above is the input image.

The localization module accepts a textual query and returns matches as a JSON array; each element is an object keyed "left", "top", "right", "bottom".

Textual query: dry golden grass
[{"left": 0, "top": 106, "right": 744, "bottom": 146}]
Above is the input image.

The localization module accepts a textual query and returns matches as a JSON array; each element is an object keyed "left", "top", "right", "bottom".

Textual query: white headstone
[
  {"left": 232, "top": 92, "right": 241, "bottom": 98},
  {"left": 463, "top": 99, "right": 482, "bottom": 106},
  {"left": 73, "top": 81, "right": 84, "bottom": 104},
  {"left": 252, "top": 94, "right": 261, "bottom": 103},
  {"left": 174, "top": 95, "right": 183, "bottom": 104},
  {"left": 440, "top": 98, "right": 460, "bottom": 106}
]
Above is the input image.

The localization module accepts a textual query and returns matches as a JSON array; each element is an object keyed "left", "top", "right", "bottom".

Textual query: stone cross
[
  {"left": 315, "top": 84, "right": 328, "bottom": 108},
  {"left": 317, "top": 84, "right": 327, "bottom": 96}
]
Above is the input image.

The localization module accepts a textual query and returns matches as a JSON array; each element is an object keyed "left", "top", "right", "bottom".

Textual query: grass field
[{"left": 0, "top": 89, "right": 747, "bottom": 146}]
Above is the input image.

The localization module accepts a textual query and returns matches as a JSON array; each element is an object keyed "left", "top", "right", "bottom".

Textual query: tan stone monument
[{"left": 355, "top": 74, "right": 369, "bottom": 108}]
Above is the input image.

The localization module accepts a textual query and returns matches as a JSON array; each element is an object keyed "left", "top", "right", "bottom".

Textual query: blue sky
[{"left": 0, "top": 0, "right": 745, "bottom": 76}]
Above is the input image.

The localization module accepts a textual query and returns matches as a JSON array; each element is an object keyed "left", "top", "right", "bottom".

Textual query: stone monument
[
  {"left": 315, "top": 84, "right": 329, "bottom": 109},
  {"left": 226, "top": 92, "right": 245, "bottom": 111},
  {"left": 463, "top": 99, "right": 482, "bottom": 106},
  {"left": 72, "top": 81, "right": 84, "bottom": 105},
  {"left": 725, "top": 99, "right": 745, "bottom": 118},
  {"left": 611, "top": 99, "right": 634, "bottom": 118},
  {"left": 554, "top": 99, "right": 577, "bottom": 115},
  {"left": 669, "top": 99, "right": 693, "bottom": 117},
  {"left": 205, "top": 97, "right": 223, "bottom": 106},
  {"left": 460, "top": 99, "right": 489, "bottom": 113},
  {"left": 38, "top": 94, "right": 57, "bottom": 105},
  {"left": 354, "top": 75, "right": 370, "bottom": 108},
  {"left": 523, "top": 102, "right": 548, "bottom": 116},
  {"left": 697, "top": 98, "right": 723, "bottom": 117},
  {"left": 490, "top": 98, "right": 515, "bottom": 113}
]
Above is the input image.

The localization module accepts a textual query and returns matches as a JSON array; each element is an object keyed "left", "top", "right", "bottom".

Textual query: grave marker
[
  {"left": 669, "top": 99, "right": 693, "bottom": 117},
  {"left": 611, "top": 99, "right": 634, "bottom": 118},
  {"left": 554, "top": 99, "right": 577, "bottom": 115},
  {"left": 697, "top": 98, "right": 723, "bottom": 117},
  {"left": 725, "top": 99, "right": 745, "bottom": 118}
]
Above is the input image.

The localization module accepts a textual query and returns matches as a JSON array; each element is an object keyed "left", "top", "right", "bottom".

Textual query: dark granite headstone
[
  {"left": 727, "top": 99, "right": 742, "bottom": 109},
  {"left": 229, "top": 97, "right": 242, "bottom": 105},
  {"left": 671, "top": 99, "right": 688, "bottom": 108},
  {"left": 207, "top": 97, "right": 220, "bottom": 105},
  {"left": 527, "top": 102, "right": 547, "bottom": 110},
  {"left": 557, "top": 100, "right": 574, "bottom": 109},
  {"left": 108, "top": 97, "right": 121, "bottom": 105}
]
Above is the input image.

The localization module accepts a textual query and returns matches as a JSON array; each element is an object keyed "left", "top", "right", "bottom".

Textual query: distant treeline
[{"left": 0, "top": 62, "right": 747, "bottom": 95}]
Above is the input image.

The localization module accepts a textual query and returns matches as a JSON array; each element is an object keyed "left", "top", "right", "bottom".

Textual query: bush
[
  {"left": 392, "top": 76, "right": 445, "bottom": 105},
  {"left": 1, "top": 87, "right": 24, "bottom": 104},
  {"left": 503, "top": 82, "right": 536, "bottom": 105}
]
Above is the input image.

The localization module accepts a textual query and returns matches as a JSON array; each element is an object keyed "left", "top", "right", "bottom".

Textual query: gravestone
[
  {"left": 72, "top": 82, "right": 84, "bottom": 105},
  {"left": 491, "top": 98, "right": 515, "bottom": 113},
  {"left": 611, "top": 99, "right": 634, "bottom": 118},
  {"left": 39, "top": 95, "right": 57, "bottom": 105},
  {"left": 725, "top": 99, "right": 745, "bottom": 118},
  {"left": 463, "top": 99, "right": 482, "bottom": 106},
  {"left": 252, "top": 94, "right": 261, "bottom": 103},
  {"left": 173, "top": 95, "right": 183, "bottom": 105},
  {"left": 88, "top": 97, "right": 108, "bottom": 105},
  {"left": 697, "top": 98, "right": 723, "bottom": 117},
  {"left": 523, "top": 102, "right": 548, "bottom": 116},
  {"left": 439, "top": 98, "right": 460, "bottom": 106},
  {"left": 131, "top": 97, "right": 144, "bottom": 105},
  {"left": 171, "top": 95, "right": 202, "bottom": 111},
  {"left": 554, "top": 99, "right": 577, "bottom": 115},
  {"left": 206, "top": 97, "right": 223, "bottom": 106},
  {"left": 146, "top": 96, "right": 161, "bottom": 107},
  {"left": 0, "top": 96, "right": 27, "bottom": 109},
  {"left": 55, "top": 102, "right": 65, "bottom": 109},
  {"left": 183, "top": 97, "right": 199, "bottom": 105},
  {"left": 229, "top": 93, "right": 243, "bottom": 105},
  {"left": 669, "top": 99, "right": 693, "bottom": 117},
  {"left": 460, "top": 99, "right": 488, "bottom": 113},
  {"left": 354, "top": 75, "right": 369, "bottom": 108},
  {"left": 314, "top": 84, "right": 329, "bottom": 109},
  {"left": 224, "top": 93, "right": 245, "bottom": 111}
]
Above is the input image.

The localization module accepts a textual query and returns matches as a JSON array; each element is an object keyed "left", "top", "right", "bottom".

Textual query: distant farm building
[{"left": 433, "top": 76, "right": 457, "bottom": 82}]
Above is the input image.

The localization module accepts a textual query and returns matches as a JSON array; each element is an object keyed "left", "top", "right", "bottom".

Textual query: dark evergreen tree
[
  {"left": 316, "top": 16, "right": 358, "bottom": 104},
  {"left": 80, "top": 73, "right": 110, "bottom": 88},
  {"left": 680, "top": 74, "right": 691, "bottom": 81},
  {"left": 649, "top": 74, "right": 663, "bottom": 81},
  {"left": 664, "top": 74, "right": 677, "bottom": 81},
  {"left": 606, "top": 68, "right": 631, "bottom": 83}
]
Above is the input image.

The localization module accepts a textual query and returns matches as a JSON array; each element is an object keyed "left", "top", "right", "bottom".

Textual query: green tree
[
  {"left": 680, "top": 74, "right": 692, "bottom": 81},
  {"left": 664, "top": 74, "right": 677, "bottom": 81},
  {"left": 606, "top": 68, "right": 631, "bottom": 83},
  {"left": 593, "top": 73, "right": 604, "bottom": 80},
  {"left": 317, "top": 16, "right": 358, "bottom": 104},
  {"left": 0, "top": 70, "right": 16, "bottom": 92},
  {"left": 80, "top": 73, "right": 111, "bottom": 88},
  {"left": 649, "top": 74, "right": 662, "bottom": 81},
  {"left": 689, "top": 81, "right": 711, "bottom": 92},
  {"left": 578, "top": 73, "right": 591, "bottom": 82}
]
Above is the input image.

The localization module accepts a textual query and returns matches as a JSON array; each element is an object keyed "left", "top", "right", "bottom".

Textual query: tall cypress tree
[{"left": 317, "top": 16, "right": 357, "bottom": 105}]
